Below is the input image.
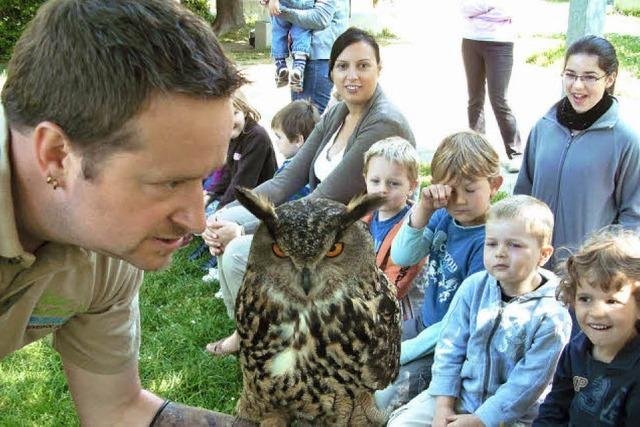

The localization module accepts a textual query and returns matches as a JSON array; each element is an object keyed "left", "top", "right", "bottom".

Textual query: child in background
[
  {"left": 361, "top": 137, "right": 426, "bottom": 321},
  {"left": 202, "top": 91, "right": 276, "bottom": 281},
  {"left": 375, "top": 131, "right": 503, "bottom": 411},
  {"left": 206, "top": 90, "right": 277, "bottom": 211},
  {"left": 264, "top": 0, "right": 314, "bottom": 91},
  {"left": 535, "top": 226, "right": 640, "bottom": 426},
  {"left": 389, "top": 195, "right": 572, "bottom": 427},
  {"left": 270, "top": 99, "right": 320, "bottom": 201}
]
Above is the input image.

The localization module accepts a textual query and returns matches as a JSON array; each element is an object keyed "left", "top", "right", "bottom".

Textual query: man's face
[{"left": 62, "top": 94, "right": 233, "bottom": 270}]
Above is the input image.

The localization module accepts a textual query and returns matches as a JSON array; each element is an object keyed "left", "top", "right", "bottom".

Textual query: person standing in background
[{"left": 461, "top": 0, "right": 522, "bottom": 172}]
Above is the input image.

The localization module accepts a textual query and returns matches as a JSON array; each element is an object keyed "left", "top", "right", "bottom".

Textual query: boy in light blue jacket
[{"left": 388, "top": 195, "right": 572, "bottom": 427}]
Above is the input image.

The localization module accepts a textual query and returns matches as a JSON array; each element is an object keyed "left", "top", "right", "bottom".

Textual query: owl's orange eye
[
  {"left": 326, "top": 242, "right": 344, "bottom": 258},
  {"left": 272, "top": 243, "right": 287, "bottom": 258}
]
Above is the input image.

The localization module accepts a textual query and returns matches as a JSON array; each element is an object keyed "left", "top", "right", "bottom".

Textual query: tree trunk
[{"left": 212, "top": 0, "right": 245, "bottom": 36}]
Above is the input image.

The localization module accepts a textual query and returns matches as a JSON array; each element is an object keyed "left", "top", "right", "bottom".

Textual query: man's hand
[
  {"left": 151, "top": 401, "right": 256, "bottom": 427},
  {"left": 268, "top": 0, "right": 281, "bottom": 16},
  {"left": 445, "top": 414, "right": 485, "bottom": 427},
  {"left": 432, "top": 396, "right": 456, "bottom": 427},
  {"left": 202, "top": 217, "right": 243, "bottom": 256}
]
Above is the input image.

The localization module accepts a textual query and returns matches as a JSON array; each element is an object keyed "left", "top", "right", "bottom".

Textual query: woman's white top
[{"left": 313, "top": 125, "right": 345, "bottom": 182}]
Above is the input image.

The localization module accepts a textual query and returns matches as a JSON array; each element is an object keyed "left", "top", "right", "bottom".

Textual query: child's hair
[
  {"left": 362, "top": 136, "right": 420, "bottom": 182},
  {"left": 564, "top": 35, "right": 618, "bottom": 95},
  {"left": 557, "top": 226, "right": 640, "bottom": 308},
  {"left": 271, "top": 99, "right": 320, "bottom": 141},
  {"left": 487, "top": 195, "right": 554, "bottom": 247},
  {"left": 430, "top": 130, "right": 500, "bottom": 184},
  {"left": 233, "top": 90, "right": 261, "bottom": 122}
]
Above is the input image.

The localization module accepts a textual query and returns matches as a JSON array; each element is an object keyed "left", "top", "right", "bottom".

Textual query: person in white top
[{"left": 460, "top": 0, "right": 522, "bottom": 172}]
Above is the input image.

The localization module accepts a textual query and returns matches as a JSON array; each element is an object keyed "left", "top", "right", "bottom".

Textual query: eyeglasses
[{"left": 561, "top": 71, "right": 607, "bottom": 85}]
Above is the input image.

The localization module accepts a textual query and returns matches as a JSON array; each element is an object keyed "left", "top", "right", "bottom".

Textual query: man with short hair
[{"left": 1, "top": 0, "right": 253, "bottom": 425}]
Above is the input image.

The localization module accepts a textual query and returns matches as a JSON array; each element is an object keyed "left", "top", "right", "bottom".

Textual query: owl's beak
[{"left": 301, "top": 267, "right": 312, "bottom": 294}]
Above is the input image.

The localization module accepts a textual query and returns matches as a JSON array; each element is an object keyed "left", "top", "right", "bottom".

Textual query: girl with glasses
[{"left": 514, "top": 35, "right": 640, "bottom": 298}]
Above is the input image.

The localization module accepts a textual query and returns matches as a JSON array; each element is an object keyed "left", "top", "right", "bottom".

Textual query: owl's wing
[
  {"left": 366, "top": 269, "right": 402, "bottom": 389},
  {"left": 336, "top": 269, "right": 401, "bottom": 392}
]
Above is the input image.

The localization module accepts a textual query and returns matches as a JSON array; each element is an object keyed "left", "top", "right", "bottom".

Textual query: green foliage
[
  {"left": 615, "top": 0, "right": 640, "bottom": 16},
  {"left": 182, "top": 0, "right": 216, "bottom": 25},
  {"left": 0, "top": 241, "right": 241, "bottom": 424},
  {"left": 0, "top": 0, "right": 45, "bottom": 60},
  {"left": 526, "top": 32, "right": 640, "bottom": 79}
]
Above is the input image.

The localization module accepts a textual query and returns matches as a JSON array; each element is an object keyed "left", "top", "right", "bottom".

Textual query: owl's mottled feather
[{"left": 234, "top": 190, "right": 401, "bottom": 426}]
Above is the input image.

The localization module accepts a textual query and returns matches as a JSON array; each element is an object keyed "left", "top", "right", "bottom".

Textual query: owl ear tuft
[
  {"left": 235, "top": 187, "right": 278, "bottom": 232},
  {"left": 342, "top": 193, "right": 387, "bottom": 229}
]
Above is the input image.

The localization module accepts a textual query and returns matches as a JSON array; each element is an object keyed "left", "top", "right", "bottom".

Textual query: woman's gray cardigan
[{"left": 218, "top": 84, "right": 415, "bottom": 232}]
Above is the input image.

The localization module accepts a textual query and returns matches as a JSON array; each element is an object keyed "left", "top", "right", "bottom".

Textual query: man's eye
[{"left": 166, "top": 181, "right": 180, "bottom": 189}]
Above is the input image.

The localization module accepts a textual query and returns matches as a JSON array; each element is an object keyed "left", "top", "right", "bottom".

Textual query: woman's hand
[
  {"left": 203, "top": 218, "right": 243, "bottom": 256},
  {"left": 268, "top": 0, "right": 281, "bottom": 16}
]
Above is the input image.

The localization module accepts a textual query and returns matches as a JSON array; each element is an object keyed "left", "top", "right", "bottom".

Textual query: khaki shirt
[{"left": 1, "top": 106, "right": 143, "bottom": 374}]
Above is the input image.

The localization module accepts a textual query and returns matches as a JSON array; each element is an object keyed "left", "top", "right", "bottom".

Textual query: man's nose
[{"left": 172, "top": 183, "right": 206, "bottom": 234}]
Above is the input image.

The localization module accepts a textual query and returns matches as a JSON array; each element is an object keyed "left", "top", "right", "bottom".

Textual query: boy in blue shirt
[
  {"left": 361, "top": 136, "right": 426, "bottom": 322},
  {"left": 535, "top": 226, "right": 640, "bottom": 427},
  {"left": 388, "top": 195, "right": 572, "bottom": 427},
  {"left": 376, "top": 131, "right": 503, "bottom": 411}
]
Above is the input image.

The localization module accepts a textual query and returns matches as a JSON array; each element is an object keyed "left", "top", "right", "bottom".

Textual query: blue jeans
[
  {"left": 291, "top": 59, "right": 333, "bottom": 114},
  {"left": 271, "top": 17, "right": 312, "bottom": 58}
]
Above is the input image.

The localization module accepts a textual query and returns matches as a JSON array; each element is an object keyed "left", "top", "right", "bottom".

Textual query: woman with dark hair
[
  {"left": 202, "top": 27, "right": 416, "bottom": 355},
  {"left": 515, "top": 35, "right": 640, "bottom": 269}
]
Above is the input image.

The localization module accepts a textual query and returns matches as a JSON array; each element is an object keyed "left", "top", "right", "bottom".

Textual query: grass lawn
[
  {"left": 526, "top": 32, "right": 640, "bottom": 79},
  {"left": 0, "top": 242, "right": 241, "bottom": 426}
]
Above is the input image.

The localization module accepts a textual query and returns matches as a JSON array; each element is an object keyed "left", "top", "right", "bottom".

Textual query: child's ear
[
  {"left": 489, "top": 175, "right": 504, "bottom": 197},
  {"left": 409, "top": 179, "right": 419, "bottom": 196},
  {"left": 538, "top": 244, "right": 554, "bottom": 266},
  {"left": 294, "top": 134, "right": 304, "bottom": 147}
]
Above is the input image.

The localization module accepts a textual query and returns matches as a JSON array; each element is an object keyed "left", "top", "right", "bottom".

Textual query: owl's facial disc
[{"left": 301, "top": 267, "right": 312, "bottom": 294}]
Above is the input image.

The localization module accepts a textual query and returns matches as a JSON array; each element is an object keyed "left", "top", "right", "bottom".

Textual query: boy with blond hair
[
  {"left": 362, "top": 137, "right": 427, "bottom": 321},
  {"left": 388, "top": 195, "right": 572, "bottom": 427},
  {"left": 376, "top": 131, "right": 503, "bottom": 411}
]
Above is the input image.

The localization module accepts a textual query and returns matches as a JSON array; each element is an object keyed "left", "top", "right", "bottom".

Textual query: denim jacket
[{"left": 429, "top": 270, "right": 572, "bottom": 427}]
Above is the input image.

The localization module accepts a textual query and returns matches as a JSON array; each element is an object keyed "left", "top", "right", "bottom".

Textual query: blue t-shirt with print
[
  {"left": 421, "top": 209, "right": 485, "bottom": 327},
  {"left": 370, "top": 205, "right": 410, "bottom": 252}
]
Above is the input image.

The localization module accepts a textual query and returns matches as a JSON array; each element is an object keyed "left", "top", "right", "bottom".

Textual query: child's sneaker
[
  {"left": 202, "top": 267, "right": 219, "bottom": 283},
  {"left": 290, "top": 68, "right": 304, "bottom": 92},
  {"left": 274, "top": 58, "right": 289, "bottom": 88},
  {"left": 290, "top": 53, "right": 306, "bottom": 92}
]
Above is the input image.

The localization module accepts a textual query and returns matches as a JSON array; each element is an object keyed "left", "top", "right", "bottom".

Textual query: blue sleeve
[
  {"left": 427, "top": 276, "right": 476, "bottom": 397},
  {"left": 615, "top": 130, "right": 640, "bottom": 231},
  {"left": 514, "top": 127, "right": 538, "bottom": 196},
  {"left": 533, "top": 344, "right": 574, "bottom": 426},
  {"left": 475, "top": 311, "right": 572, "bottom": 427},
  {"left": 390, "top": 208, "right": 445, "bottom": 266},
  {"left": 400, "top": 321, "right": 443, "bottom": 365},
  {"left": 279, "top": 0, "right": 336, "bottom": 30}
]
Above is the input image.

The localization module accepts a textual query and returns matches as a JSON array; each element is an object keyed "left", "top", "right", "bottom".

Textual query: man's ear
[
  {"left": 539, "top": 244, "right": 554, "bottom": 266},
  {"left": 33, "top": 121, "right": 73, "bottom": 180}
]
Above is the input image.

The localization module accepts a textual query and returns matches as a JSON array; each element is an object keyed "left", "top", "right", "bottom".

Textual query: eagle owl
[{"left": 233, "top": 188, "right": 401, "bottom": 426}]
